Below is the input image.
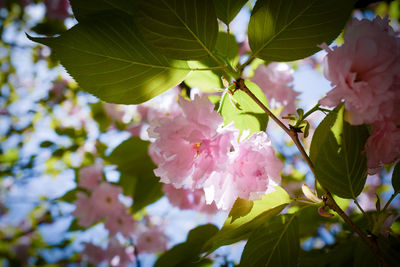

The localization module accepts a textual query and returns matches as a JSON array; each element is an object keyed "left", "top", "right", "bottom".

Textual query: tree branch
[{"left": 235, "top": 78, "right": 388, "bottom": 267}]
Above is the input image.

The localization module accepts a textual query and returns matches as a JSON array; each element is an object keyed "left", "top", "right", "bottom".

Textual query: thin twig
[{"left": 236, "top": 78, "right": 388, "bottom": 267}]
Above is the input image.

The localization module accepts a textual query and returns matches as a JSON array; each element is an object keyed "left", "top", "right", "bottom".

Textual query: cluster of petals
[
  {"left": 149, "top": 95, "right": 283, "bottom": 210},
  {"left": 204, "top": 132, "right": 283, "bottom": 210},
  {"left": 319, "top": 16, "right": 400, "bottom": 170},
  {"left": 73, "top": 165, "right": 136, "bottom": 236},
  {"left": 251, "top": 62, "right": 299, "bottom": 116},
  {"left": 82, "top": 238, "right": 135, "bottom": 267},
  {"left": 135, "top": 224, "right": 168, "bottom": 254},
  {"left": 128, "top": 87, "right": 182, "bottom": 139},
  {"left": 162, "top": 184, "right": 218, "bottom": 214}
]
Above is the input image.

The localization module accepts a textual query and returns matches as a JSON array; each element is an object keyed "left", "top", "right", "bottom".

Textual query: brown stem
[{"left": 236, "top": 78, "right": 388, "bottom": 267}]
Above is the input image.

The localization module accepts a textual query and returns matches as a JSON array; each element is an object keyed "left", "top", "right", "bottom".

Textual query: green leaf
[
  {"left": 69, "top": 0, "right": 135, "bottom": 20},
  {"left": 213, "top": 0, "right": 248, "bottom": 25},
  {"left": 299, "top": 239, "right": 356, "bottom": 267},
  {"left": 248, "top": 0, "right": 354, "bottom": 61},
  {"left": 202, "top": 187, "right": 290, "bottom": 253},
  {"left": 392, "top": 162, "right": 400, "bottom": 193},
  {"left": 155, "top": 224, "right": 219, "bottom": 267},
  {"left": 219, "top": 80, "right": 269, "bottom": 134},
  {"left": 107, "top": 138, "right": 163, "bottom": 212},
  {"left": 135, "top": 0, "right": 219, "bottom": 60},
  {"left": 185, "top": 32, "right": 239, "bottom": 92},
  {"left": 240, "top": 214, "right": 299, "bottom": 267},
  {"left": 310, "top": 104, "right": 369, "bottom": 198},
  {"left": 228, "top": 198, "right": 254, "bottom": 223},
  {"left": 28, "top": 13, "right": 190, "bottom": 104},
  {"left": 297, "top": 206, "right": 336, "bottom": 238},
  {"left": 353, "top": 239, "right": 379, "bottom": 267},
  {"left": 39, "top": 141, "right": 55, "bottom": 148},
  {"left": 59, "top": 188, "right": 80, "bottom": 203}
]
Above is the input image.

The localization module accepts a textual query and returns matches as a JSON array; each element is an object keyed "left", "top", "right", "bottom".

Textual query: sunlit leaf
[
  {"left": 135, "top": 0, "right": 219, "bottom": 60},
  {"left": 248, "top": 0, "right": 354, "bottom": 61},
  {"left": 185, "top": 32, "right": 239, "bottom": 92},
  {"left": 240, "top": 214, "right": 299, "bottom": 267},
  {"left": 310, "top": 104, "right": 369, "bottom": 198},
  {"left": 29, "top": 13, "right": 190, "bottom": 104},
  {"left": 202, "top": 187, "right": 290, "bottom": 253},
  {"left": 219, "top": 80, "right": 268, "bottom": 134}
]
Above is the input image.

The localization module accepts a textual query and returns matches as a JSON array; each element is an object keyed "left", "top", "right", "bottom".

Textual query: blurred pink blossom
[
  {"left": 106, "top": 238, "right": 135, "bottom": 267},
  {"left": 82, "top": 239, "right": 135, "bottom": 267},
  {"left": 104, "top": 103, "right": 126, "bottom": 122},
  {"left": 82, "top": 242, "right": 106, "bottom": 265},
  {"left": 44, "top": 0, "right": 70, "bottom": 20},
  {"left": 91, "top": 183, "right": 124, "bottom": 217},
  {"left": 365, "top": 121, "right": 400, "bottom": 172},
  {"left": 78, "top": 163, "right": 103, "bottom": 190},
  {"left": 319, "top": 16, "right": 400, "bottom": 125},
  {"left": 251, "top": 62, "right": 299, "bottom": 116},
  {"left": 163, "top": 184, "right": 218, "bottom": 214},
  {"left": 136, "top": 226, "right": 168, "bottom": 254},
  {"left": 72, "top": 192, "right": 100, "bottom": 227},
  {"left": 104, "top": 212, "right": 136, "bottom": 237}
]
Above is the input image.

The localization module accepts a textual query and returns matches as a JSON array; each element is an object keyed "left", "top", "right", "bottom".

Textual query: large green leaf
[
  {"left": 392, "top": 162, "right": 400, "bottom": 193},
  {"left": 135, "top": 0, "right": 219, "bottom": 60},
  {"left": 107, "top": 137, "right": 163, "bottom": 212},
  {"left": 155, "top": 224, "right": 218, "bottom": 267},
  {"left": 310, "top": 105, "right": 369, "bottom": 198},
  {"left": 219, "top": 80, "right": 269, "bottom": 134},
  {"left": 240, "top": 214, "right": 299, "bottom": 267},
  {"left": 202, "top": 187, "right": 290, "bottom": 253},
  {"left": 213, "top": 0, "right": 248, "bottom": 25},
  {"left": 298, "top": 239, "right": 356, "bottom": 267},
  {"left": 248, "top": 0, "right": 354, "bottom": 61},
  {"left": 69, "top": 0, "right": 135, "bottom": 20},
  {"left": 29, "top": 13, "right": 190, "bottom": 104},
  {"left": 185, "top": 32, "right": 239, "bottom": 92}
]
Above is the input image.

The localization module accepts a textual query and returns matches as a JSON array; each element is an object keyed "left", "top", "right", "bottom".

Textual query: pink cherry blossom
[
  {"left": 365, "top": 121, "right": 400, "bottom": 173},
  {"left": 104, "top": 212, "right": 136, "bottom": 237},
  {"left": 91, "top": 183, "right": 124, "bottom": 217},
  {"left": 82, "top": 242, "right": 106, "bottom": 265},
  {"left": 78, "top": 163, "right": 103, "bottom": 190},
  {"left": 163, "top": 184, "right": 218, "bottom": 214},
  {"left": 104, "top": 103, "right": 126, "bottom": 122},
  {"left": 44, "top": 0, "right": 70, "bottom": 20},
  {"left": 127, "top": 87, "right": 182, "bottom": 139},
  {"left": 106, "top": 238, "right": 135, "bottom": 267},
  {"left": 148, "top": 95, "right": 236, "bottom": 188},
  {"left": 319, "top": 16, "right": 400, "bottom": 125},
  {"left": 136, "top": 226, "right": 168, "bottom": 254},
  {"left": 72, "top": 192, "right": 100, "bottom": 227},
  {"left": 251, "top": 62, "right": 299, "bottom": 116},
  {"left": 204, "top": 132, "right": 283, "bottom": 210}
]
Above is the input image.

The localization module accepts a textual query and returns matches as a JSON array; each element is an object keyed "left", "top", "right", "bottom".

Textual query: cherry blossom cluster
[
  {"left": 82, "top": 223, "right": 168, "bottom": 266},
  {"left": 73, "top": 163, "right": 136, "bottom": 237},
  {"left": 251, "top": 62, "right": 300, "bottom": 116},
  {"left": 162, "top": 184, "right": 218, "bottom": 214},
  {"left": 319, "top": 16, "right": 400, "bottom": 171},
  {"left": 82, "top": 238, "right": 135, "bottom": 267},
  {"left": 148, "top": 95, "right": 283, "bottom": 210}
]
